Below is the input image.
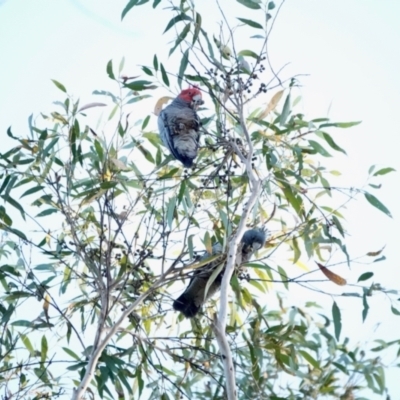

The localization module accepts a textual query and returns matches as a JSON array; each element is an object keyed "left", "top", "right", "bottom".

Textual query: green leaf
[
  {"left": 169, "top": 23, "right": 191, "bottom": 56},
  {"left": 137, "top": 144, "right": 155, "bottom": 163},
  {"left": 331, "top": 215, "right": 344, "bottom": 237},
  {"left": 7, "top": 227, "right": 27, "bottom": 241},
  {"left": 279, "top": 93, "right": 291, "bottom": 125},
  {"left": 319, "top": 121, "right": 361, "bottom": 129},
  {"left": 319, "top": 131, "right": 346, "bottom": 154},
  {"left": 193, "top": 12, "right": 202, "bottom": 45},
  {"left": 11, "top": 320, "right": 32, "bottom": 327},
  {"left": 160, "top": 64, "right": 170, "bottom": 87},
  {"left": 237, "top": 18, "right": 263, "bottom": 29},
  {"left": 142, "top": 115, "right": 150, "bottom": 130},
  {"left": 124, "top": 80, "right": 155, "bottom": 91},
  {"left": 268, "top": 1, "right": 276, "bottom": 10},
  {"left": 51, "top": 79, "right": 67, "bottom": 93},
  {"left": 373, "top": 167, "right": 396, "bottom": 176},
  {"left": 20, "top": 186, "right": 44, "bottom": 198},
  {"left": 141, "top": 66, "right": 153, "bottom": 76},
  {"left": 357, "top": 272, "right": 373, "bottom": 282},
  {"left": 204, "top": 231, "right": 212, "bottom": 254},
  {"left": 163, "top": 14, "right": 191, "bottom": 33},
  {"left": 332, "top": 301, "right": 341, "bottom": 340},
  {"left": 166, "top": 197, "right": 176, "bottom": 229},
  {"left": 0, "top": 206, "right": 12, "bottom": 225},
  {"left": 236, "top": 0, "right": 261, "bottom": 10},
  {"left": 63, "top": 347, "right": 80, "bottom": 360},
  {"left": 100, "top": 181, "right": 118, "bottom": 189},
  {"left": 277, "top": 266, "right": 288, "bottom": 290},
  {"left": 121, "top": 0, "right": 138, "bottom": 20},
  {"left": 36, "top": 208, "right": 58, "bottom": 217},
  {"left": 364, "top": 192, "right": 392, "bottom": 218},
  {"left": 308, "top": 140, "right": 332, "bottom": 157},
  {"left": 391, "top": 306, "right": 400, "bottom": 316},
  {"left": 94, "top": 140, "right": 104, "bottom": 161},
  {"left": 178, "top": 50, "right": 189, "bottom": 88},
  {"left": 119, "top": 57, "right": 125, "bottom": 73},
  {"left": 20, "top": 334, "right": 35, "bottom": 356},
  {"left": 362, "top": 291, "right": 369, "bottom": 322},
  {"left": 153, "top": 54, "right": 158, "bottom": 71},
  {"left": 299, "top": 350, "right": 320, "bottom": 369},
  {"left": 1, "top": 194, "right": 25, "bottom": 220},
  {"left": 41, "top": 335, "right": 48, "bottom": 363},
  {"left": 6, "top": 126, "right": 17, "bottom": 139},
  {"left": 106, "top": 60, "right": 115, "bottom": 80},
  {"left": 292, "top": 237, "right": 301, "bottom": 263},
  {"left": 126, "top": 94, "right": 152, "bottom": 104},
  {"left": 204, "top": 262, "right": 224, "bottom": 301},
  {"left": 238, "top": 49, "right": 259, "bottom": 59}
]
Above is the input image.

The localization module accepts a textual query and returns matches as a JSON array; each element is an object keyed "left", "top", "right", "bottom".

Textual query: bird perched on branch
[
  {"left": 157, "top": 86, "right": 204, "bottom": 168},
  {"left": 173, "top": 228, "right": 267, "bottom": 318}
]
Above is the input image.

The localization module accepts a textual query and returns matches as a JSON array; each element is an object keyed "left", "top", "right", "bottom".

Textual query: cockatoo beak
[{"left": 192, "top": 94, "right": 204, "bottom": 108}]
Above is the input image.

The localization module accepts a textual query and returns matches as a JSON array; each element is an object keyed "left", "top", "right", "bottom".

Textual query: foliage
[{"left": 0, "top": 0, "right": 398, "bottom": 399}]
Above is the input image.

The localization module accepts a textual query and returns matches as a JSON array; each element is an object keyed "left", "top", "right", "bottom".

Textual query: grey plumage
[
  {"left": 158, "top": 88, "right": 203, "bottom": 168},
  {"left": 173, "top": 228, "right": 267, "bottom": 318}
]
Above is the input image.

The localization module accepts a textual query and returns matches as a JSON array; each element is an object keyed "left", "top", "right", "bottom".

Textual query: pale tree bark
[
  {"left": 212, "top": 108, "right": 263, "bottom": 399},
  {"left": 71, "top": 275, "right": 170, "bottom": 400}
]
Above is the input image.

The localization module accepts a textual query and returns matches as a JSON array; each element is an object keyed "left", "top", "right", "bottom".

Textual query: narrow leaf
[
  {"left": 299, "top": 350, "right": 320, "bottom": 369},
  {"left": 21, "top": 334, "right": 35, "bottom": 355},
  {"left": 160, "top": 64, "right": 170, "bottom": 86},
  {"left": 51, "top": 79, "right": 67, "bottom": 93},
  {"left": 237, "top": 18, "right": 263, "bottom": 29},
  {"left": 332, "top": 301, "right": 342, "bottom": 340},
  {"left": 321, "top": 132, "right": 346, "bottom": 154},
  {"left": 121, "top": 0, "right": 138, "bottom": 20},
  {"left": 364, "top": 192, "right": 392, "bottom": 218},
  {"left": 78, "top": 103, "right": 106, "bottom": 113},
  {"left": 308, "top": 140, "right": 332, "bottom": 157},
  {"left": 106, "top": 60, "right": 115, "bottom": 80},
  {"left": 166, "top": 197, "right": 176, "bottom": 229},
  {"left": 193, "top": 13, "right": 202, "bottom": 45},
  {"left": 41, "top": 335, "right": 48, "bottom": 363},
  {"left": 238, "top": 49, "right": 259, "bottom": 59},
  {"left": 357, "top": 272, "right": 373, "bottom": 282},
  {"left": 362, "top": 291, "right": 369, "bottom": 322},
  {"left": 178, "top": 50, "right": 189, "bottom": 88},
  {"left": 153, "top": 54, "right": 158, "bottom": 71},
  {"left": 391, "top": 306, "right": 400, "bottom": 316},
  {"left": 163, "top": 14, "right": 191, "bottom": 34},
  {"left": 316, "top": 262, "right": 346, "bottom": 286},
  {"left": 279, "top": 93, "right": 291, "bottom": 125},
  {"left": 373, "top": 167, "right": 396, "bottom": 176},
  {"left": 236, "top": 0, "right": 261, "bottom": 10},
  {"left": 204, "top": 231, "right": 212, "bottom": 254},
  {"left": 319, "top": 121, "right": 361, "bottom": 128},
  {"left": 63, "top": 347, "right": 80, "bottom": 360}
]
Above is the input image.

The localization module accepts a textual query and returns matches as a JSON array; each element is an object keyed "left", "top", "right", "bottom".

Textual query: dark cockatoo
[
  {"left": 173, "top": 228, "right": 267, "bottom": 318},
  {"left": 157, "top": 86, "right": 204, "bottom": 168}
]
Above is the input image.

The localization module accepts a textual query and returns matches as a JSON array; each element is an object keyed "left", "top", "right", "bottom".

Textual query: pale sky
[{"left": 1, "top": 0, "right": 399, "bottom": 398}]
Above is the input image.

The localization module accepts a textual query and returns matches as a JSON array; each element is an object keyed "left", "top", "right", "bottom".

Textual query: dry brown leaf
[
  {"left": 316, "top": 262, "right": 347, "bottom": 286},
  {"left": 257, "top": 90, "right": 284, "bottom": 121},
  {"left": 78, "top": 102, "right": 107, "bottom": 113},
  {"left": 154, "top": 96, "right": 173, "bottom": 116},
  {"left": 43, "top": 294, "right": 51, "bottom": 323},
  {"left": 366, "top": 246, "right": 386, "bottom": 257},
  {"left": 222, "top": 87, "right": 233, "bottom": 104},
  {"left": 111, "top": 158, "right": 129, "bottom": 170}
]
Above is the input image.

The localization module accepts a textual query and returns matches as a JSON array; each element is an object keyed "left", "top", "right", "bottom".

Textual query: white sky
[{"left": 1, "top": 0, "right": 399, "bottom": 398}]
